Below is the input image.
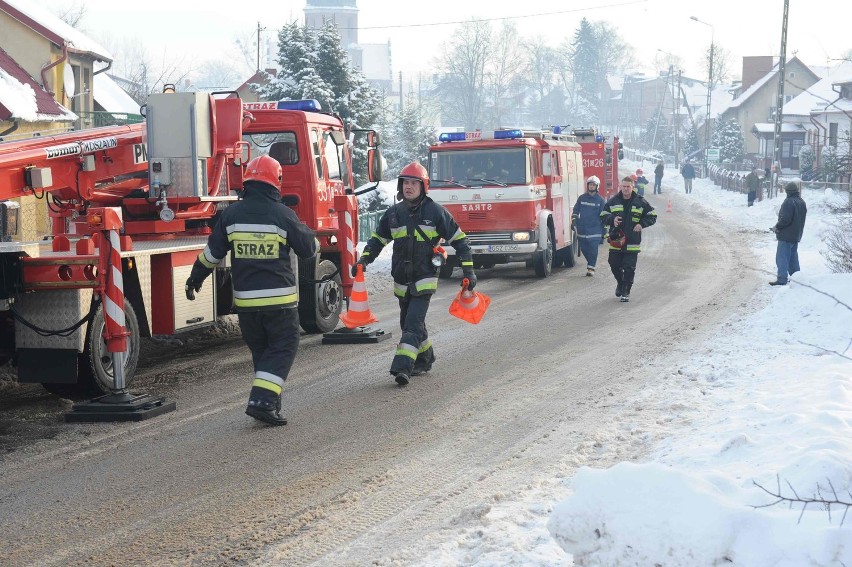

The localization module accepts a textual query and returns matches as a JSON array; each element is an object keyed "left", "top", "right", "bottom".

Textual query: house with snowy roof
[{"left": 719, "top": 55, "right": 820, "bottom": 170}]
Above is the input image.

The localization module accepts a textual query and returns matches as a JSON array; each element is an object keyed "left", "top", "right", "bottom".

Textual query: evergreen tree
[
  {"left": 821, "top": 145, "right": 839, "bottom": 182},
  {"left": 383, "top": 93, "right": 437, "bottom": 178},
  {"left": 569, "top": 19, "right": 599, "bottom": 118},
  {"left": 711, "top": 118, "right": 745, "bottom": 163},
  {"left": 683, "top": 123, "right": 700, "bottom": 159}
]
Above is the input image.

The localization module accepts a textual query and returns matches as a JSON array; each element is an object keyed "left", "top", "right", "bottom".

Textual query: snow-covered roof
[
  {"left": 726, "top": 56, "right": 815, "bottom": 110},
  {"left": 607, "top": 76, "right": 624, "bottom": 92},
  {"left": 751, "top": 122, "right": 807, "bottom": 134},
  {"left": 784, "top": 60, "right": 852, "bottom": 116},
  {"left": 0, "top": 0, "right": 112, "bottom": 61},
  {"left": 0, "top": 46, "right": 76, "bottom": 122},
  {"left": 93, "top": 73, "right": 140, "bottom": 114}
]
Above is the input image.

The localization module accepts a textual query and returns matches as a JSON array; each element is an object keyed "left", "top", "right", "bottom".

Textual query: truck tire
[
  {"left": 79, "top": 301, "right": 141, "bottom": 396},
  {"left": 564, "top": 227, "right": 579, "bottom": 268},
  {"left": 438, "top": 264, "right": 454, "bottom": 279},
  {"left": 533, "top": 228, "right": 554, "bottom": 278},
  {"left": 299, "top": 259, "right": 342, "bottom": 334}
]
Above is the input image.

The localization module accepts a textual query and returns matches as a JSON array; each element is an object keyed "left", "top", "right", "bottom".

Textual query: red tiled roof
[{"left": 0, "top": 46, "right": 70, "bottom": 121}]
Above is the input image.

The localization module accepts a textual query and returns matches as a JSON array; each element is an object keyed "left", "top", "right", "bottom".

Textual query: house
[
  {"left": 721, "top": 56, "right": 820, "bottom": 169},
  {"left": 235, "top": 69, "right": 278, "bottom": 103},
  {"left": 0, "top": 0, "right": 114, "bottom": 131}
]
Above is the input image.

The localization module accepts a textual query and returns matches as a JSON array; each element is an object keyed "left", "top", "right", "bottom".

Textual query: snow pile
[{"left": 0, "top": 68, "right": 76, "bottom": 122}]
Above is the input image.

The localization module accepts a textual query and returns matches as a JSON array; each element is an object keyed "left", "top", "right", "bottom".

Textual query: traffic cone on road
[
  {"left": 449, "top": 278, "right": 490, "bottom": 325},
  {"left": 340, "top": 264, "right": 378, "bottom": 329},
  {"left": 665, "top": 199, "right": 673, "bottom": 213}
]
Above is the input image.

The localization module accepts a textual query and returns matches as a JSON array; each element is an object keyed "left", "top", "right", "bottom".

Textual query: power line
[{"left": 337, "top": 0, "right": 648, "bottom": 30}]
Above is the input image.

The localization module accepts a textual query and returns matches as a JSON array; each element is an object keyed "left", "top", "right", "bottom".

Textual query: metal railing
[
  {"left": 358, "top": 209, "right": 386, "bottom": 242},
  {"left": 76, "top": 111, "right": 144, "bottom": 129}
]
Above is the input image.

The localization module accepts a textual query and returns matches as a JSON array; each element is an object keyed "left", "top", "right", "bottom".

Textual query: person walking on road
[
  {"left": 185, "top": 155, "right": 318, "bottom": 426},
  {"left": 635, "top": 169, "right": 649, "bottom": 198},
  {"left": 572, "top": 175, "right": 607, "bottom": 276},
  {"left": 354, "top": 162, "right": 475, "bottom": 386},
  {"left": 770, "top": 181, "right": 807, "bottom": 286},
  {"left": 745, "top": 168, "right": 761, "bottom": 207},
  {"left": 601, "top": 176, "right": 658, "bottom": 302},
  {"left": 653, "top": 160, "right": 664, "bottom": 194},
  {"left": 681, "top": 161, "right": 695, "bottom": 194}
]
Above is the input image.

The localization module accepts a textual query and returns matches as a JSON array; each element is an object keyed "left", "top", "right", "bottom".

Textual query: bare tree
[
  {"left": 485, "top": 21, "right": 525, "bottom": 130},
  {"left": 54, "top": 1, "right": 87, "bottom": 28},
  {"left": 434, "top": 19, "right": 491, "bottom": 130},
  {"left": 523, "top": 37, "right": 559, "bottom": 126},
  {"left": 193, "top": 59, "right": 242, "bottom": 91},
  {"left": 702, "top": 42, "right": 733, "bottom": 89}
]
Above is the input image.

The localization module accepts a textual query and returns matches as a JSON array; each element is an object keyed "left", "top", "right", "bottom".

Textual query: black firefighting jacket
[
  {"left": 189, "top": 181, "right": 317, "bottom": 311},
  {"left": 601, "top": 190, "right": 657, "bottom": 252},
  {"left": 360, "top": 196, "right": 473, "bottom": 297}
]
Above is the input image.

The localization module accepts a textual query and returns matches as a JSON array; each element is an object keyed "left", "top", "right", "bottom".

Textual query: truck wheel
[
  {"left": 79, "top": 301, "right": 141, "bottom": 396},
  {"left": 534, "top": 228, "right": 554, "bottom": 278},
  {"left": 438, "top": 264, "right": 454, "bottom": 279},
  {"left": 299, "top": 259, "right": 342, "bottom": 334},
  {"left": 563, "top": 227, "right": 578, "bottom": 268}
]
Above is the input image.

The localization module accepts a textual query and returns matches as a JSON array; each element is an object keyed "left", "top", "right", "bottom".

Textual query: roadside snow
[{"left": 408, "top": 162, "right": 852, "bottom": 565}]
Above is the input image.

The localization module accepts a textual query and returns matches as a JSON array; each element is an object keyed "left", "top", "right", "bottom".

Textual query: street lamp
[{"left": 690, "top": 15, "right": 715, "bottom": 175}]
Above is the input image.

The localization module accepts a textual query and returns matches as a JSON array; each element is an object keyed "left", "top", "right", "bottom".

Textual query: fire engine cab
[
  {"left": 567, "top": 127, "right": 623, "bottom": 199},
  {"left": 428, "top": 129, "right": 583, "bottom": 278},
  {"left": 0, "top": 93, "right": 381, "bottom": 397}
]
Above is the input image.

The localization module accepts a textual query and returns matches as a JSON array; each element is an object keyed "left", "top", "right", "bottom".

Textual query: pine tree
[
  {"left": 711, "top": 118, "right": 745, "bottom": 163},
  {"left": 683, "top": 123, "right": 700, "bottom": 159},
  {"left": 383, "top": 93, "right": 437, "bottom": 178},
  {"left": 822, "top": 145, "right": 839, "bottom": 182},
  {"left": 570, "top": 19, "right": 600, "bottom": 118}
]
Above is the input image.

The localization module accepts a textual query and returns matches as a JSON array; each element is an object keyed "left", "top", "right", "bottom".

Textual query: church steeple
[{"left": 304, "top": 0, "right": 359, "bottom": 47}]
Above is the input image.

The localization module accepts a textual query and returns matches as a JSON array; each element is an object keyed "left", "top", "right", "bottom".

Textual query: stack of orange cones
[
  {"left": 340, "top": 264, "right": 378, "bottom": 329},
  {"left": 449, "top": 278, "right": 490, "bottom": 325}
]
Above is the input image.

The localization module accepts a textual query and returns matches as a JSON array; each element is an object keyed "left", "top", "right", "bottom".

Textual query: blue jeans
[{"left": 775, "top": 240, "right": 800, "bottom": 284}]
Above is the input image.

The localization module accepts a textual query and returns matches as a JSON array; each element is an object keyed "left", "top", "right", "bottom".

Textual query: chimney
[{"left": 741, "top": 56, "right": 775, "bottom": 91}]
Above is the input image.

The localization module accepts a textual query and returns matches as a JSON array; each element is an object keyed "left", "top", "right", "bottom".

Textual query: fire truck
[
  {"left": 0, "top": 93, "right": 381, "bottom": 397},
  {"left": 568, "top": 127, "right": 623, "bottom": 199},
  {"left": 427, "top": 129, "right": 584, "bottom": 278}
]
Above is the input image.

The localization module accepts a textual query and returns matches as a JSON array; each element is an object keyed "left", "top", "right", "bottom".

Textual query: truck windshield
[
  {"left": 244, "top": 132, "right": 299, "bottom": 166},
  {"left": 429, "top": 148, "right": 528, "bottom": 187}
]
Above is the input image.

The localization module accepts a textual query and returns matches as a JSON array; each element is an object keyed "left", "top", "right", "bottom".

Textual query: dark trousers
[
  {"left": 391, "top": 293, "right": 431, "bottom": 375},
  {"left": 578, "top": 236, "right": 601, "bottom": 268},
  {"left": 238, "top": 307, "right": 300, "bottom": 394},
  {"left": 608, "top": 250, "right": 639, "bottom": 286},
  {"left": 748, "top": 191, "right": 756, "bottom": 206},
  {"left": 654, "top": 176, "right": 662, "bottom": 194},
  {"left": 684, "top": 178, "right": 693, "bottom": 193},
  {"left": 775, "top": 240, "right": 800, "bottom": 284}
]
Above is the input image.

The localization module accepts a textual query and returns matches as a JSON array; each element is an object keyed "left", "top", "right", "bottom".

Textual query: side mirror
[
  {"left": 618, "top": 150, "right": 624, "bottom": 160},
  {"left": 367, "top": 147, "right": 383, "bottom": 182},
  {"left": 282, "top": 194, "right": 300, "bottom": 207},
  {"left": 367, "top": 130, "right": 381, "bottom": 148},
  {"left": 329, "top": 129, "right": 345, "bottom": 146}
]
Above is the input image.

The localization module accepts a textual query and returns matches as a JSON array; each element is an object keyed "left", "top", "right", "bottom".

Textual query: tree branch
[{"left": 753, "top": 475, "right": 852, "bottom": 525}]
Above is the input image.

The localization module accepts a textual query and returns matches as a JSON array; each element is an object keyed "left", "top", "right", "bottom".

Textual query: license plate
[{"left": 488, "top": 244, "right": 519, "bottom": 252}]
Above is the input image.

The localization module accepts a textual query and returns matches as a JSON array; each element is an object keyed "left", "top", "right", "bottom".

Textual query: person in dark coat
[
  {"left": 572, "top": 175, "right": 607, "bottom": 276},
  {"left": 635, "top": 169, "right": 649, "bottom": 198},
  {"left": 653, "top": 160, "right": 664, "bottom": 194},
  {"left": 185, "top": 155, "right": 318, "bottom": 426},
  {"left": 745, "top": 168, "right": 761, "bottom": 207},
  {"left": 681, "top": 161, "right": 695, "bottom": 194},
  {"left": 600, "top": 176, "right": 658, "bottom": 302},
  {"left": 356, "top": 162, "right": 475, "bottom": 386},
  {"left": 770, "top": 182, "right": 807, "bottom": 286}
]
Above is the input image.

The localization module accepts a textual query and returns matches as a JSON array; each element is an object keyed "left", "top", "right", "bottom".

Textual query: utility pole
[
  {"left": 675, "top": 70, "right": 682, "bottom": 168},
  {"left": 771, "top": 0, "right": 790, "bottom": 197},
  {"left": 256, "top": 21, "right": 266, "bottom": 72},
  {"left": 690, "top": 16, "right": 715, "bottom": 176}
]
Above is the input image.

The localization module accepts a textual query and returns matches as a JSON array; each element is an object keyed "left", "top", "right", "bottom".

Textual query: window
[
  {"left": 829, "top": 122, "right": 838, "bottom": 147},
  {"left": 782, "top": 140, "right": 791, "bottom": 158},
  {"left": 243, "top": 131, "right": 298, "bottom": 166},
  {"left": 310, "top": 129, "right": 323, "bottom": 178},
  {"left": 791, "top": 139, "right": 803, "bottom": 158},
  {"left": 784, "top": 95, "right": 793, "bottom": 104},
  {"left": 322, "top": 131, "right": 341, "bottom": 180},
  {"left": 428, "top": 148, "right": 529, "bottom": 186}
]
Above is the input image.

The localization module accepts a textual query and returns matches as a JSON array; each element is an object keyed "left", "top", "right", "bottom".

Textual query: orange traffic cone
[
  {"left": 665, "top": 199, "right": 673, "bottom": 213},
  {"left": 449, "top": 278, "right": 491, "bottom": 325},
  {"left": 340, "top": 264, "right": 378, "bottom": 329}
]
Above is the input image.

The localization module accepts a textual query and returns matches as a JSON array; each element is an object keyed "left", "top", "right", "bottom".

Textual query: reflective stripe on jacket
[{"left": 601, "top": 191, "right": 657, "bottom": 252}]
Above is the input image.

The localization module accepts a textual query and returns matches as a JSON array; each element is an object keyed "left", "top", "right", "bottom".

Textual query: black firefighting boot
[
  {"left": 412, "top": 350, "right": 436, "bottom": 377},
  {"left": 615, "top": 281, "right": 624, "bottom": 297},
  {"left": 620, "top": 283, "right": 632, "bottom": 303},
  {"left": 245, "top": 386, "right": 287, "bottom": 426}
]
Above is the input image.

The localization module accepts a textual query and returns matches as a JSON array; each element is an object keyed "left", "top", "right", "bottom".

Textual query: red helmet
[
  {"left": 244, "top": 155, "right": 282, "bottom": 188},
  {"left": 397, "top": 161, "right": 429, "bottom": 195},
  {"left": 630, "top": 173, "right": 638, "bottom": 181},
  {"left": 635, "top": 168, "right": 643, "bottom": 175}
]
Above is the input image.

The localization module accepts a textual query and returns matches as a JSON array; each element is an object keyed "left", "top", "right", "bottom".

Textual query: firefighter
[
  {"left": 184, "top": 155, "right": 318, "bottom": 425},
  {"left": 354, "top": 162, "right": 475, "bottom": 386},
  {"left": 572, "top": 175, "right": 607, "bottom": 276},
  {"left": 634, "top": 169, "right": 649, "bottom": 198},
  {"left": 601, "top": 176, "right": 657, "bottom": 302}
]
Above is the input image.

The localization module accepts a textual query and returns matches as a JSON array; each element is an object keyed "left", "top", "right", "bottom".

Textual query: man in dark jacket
[
  {"left": 572, "top": 175, "right": 607, "bottom": 276},
  {"left": 355, "top": 162, "right": 475, "bottom": 386},
  {"left": 681, "top": 161, "right": 695, "bottom": 194},
  {"left": 185, "top": 155, "right": 318, "bottom": 425},
  {"left": 745, "top": 168, "right": 761, "bottom": 207},
  {"left": 653, "top": 160, "right": 664, "bottom": 194},
  {"left": 770, "top": 181, "right": 807, "bottom": 286},
  {"left": 601, "top": 176, "right": 658, "bottom": 302}
]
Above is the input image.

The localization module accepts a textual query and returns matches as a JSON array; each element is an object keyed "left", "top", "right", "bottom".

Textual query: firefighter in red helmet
[
  {"left": 185, "top": 154, "right": 319, "bottom": 425},
  {"left": 354, "top": 162, "right": 475, "bottom": 386}
]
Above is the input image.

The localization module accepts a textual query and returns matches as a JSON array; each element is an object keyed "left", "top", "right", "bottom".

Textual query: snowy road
[{"left": 0, "top": 193, "right": 761, "bottom": 566}]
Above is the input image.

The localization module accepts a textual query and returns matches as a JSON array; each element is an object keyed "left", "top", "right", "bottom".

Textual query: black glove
[
  {"left": 351, "top": 260, "right": 367, "bottom": 278},
  {"left": 463, "top": 271, "right": 477, "bottom": 291},
  {"left": 769, "top": 226, "right": 778, "bottom": 233},
  {"left": 185, "top": 276, "right": 202, "bottom": 301}
]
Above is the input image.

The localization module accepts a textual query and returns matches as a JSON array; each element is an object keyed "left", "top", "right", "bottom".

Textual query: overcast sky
[{"left": 37, "top": 0, "right": 852, "bottom": 83}]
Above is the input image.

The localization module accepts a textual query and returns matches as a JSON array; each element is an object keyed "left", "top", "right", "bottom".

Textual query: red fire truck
[
  {"left": 569, "top": 127, "right": 623, "bottom": 199},
  {"left": 427, "top": 129, "right": 584, "bottom": 278},
  {"left": 0, "top": 94, "right": 381, "bottom": 397}
]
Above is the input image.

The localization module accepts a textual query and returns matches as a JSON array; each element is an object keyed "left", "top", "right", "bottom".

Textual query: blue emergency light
[
  {"left": 276, "top": 99, "right": 322, "bottom": 111},
  {"left": 438, "top": 132, "right": 467, "bottom": 142},
  {"left": 493, "top": 129, "right": 524, "bottom": 140},
  {"left": 595, "top": 134, "right": 604, "bottom": 142}
]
